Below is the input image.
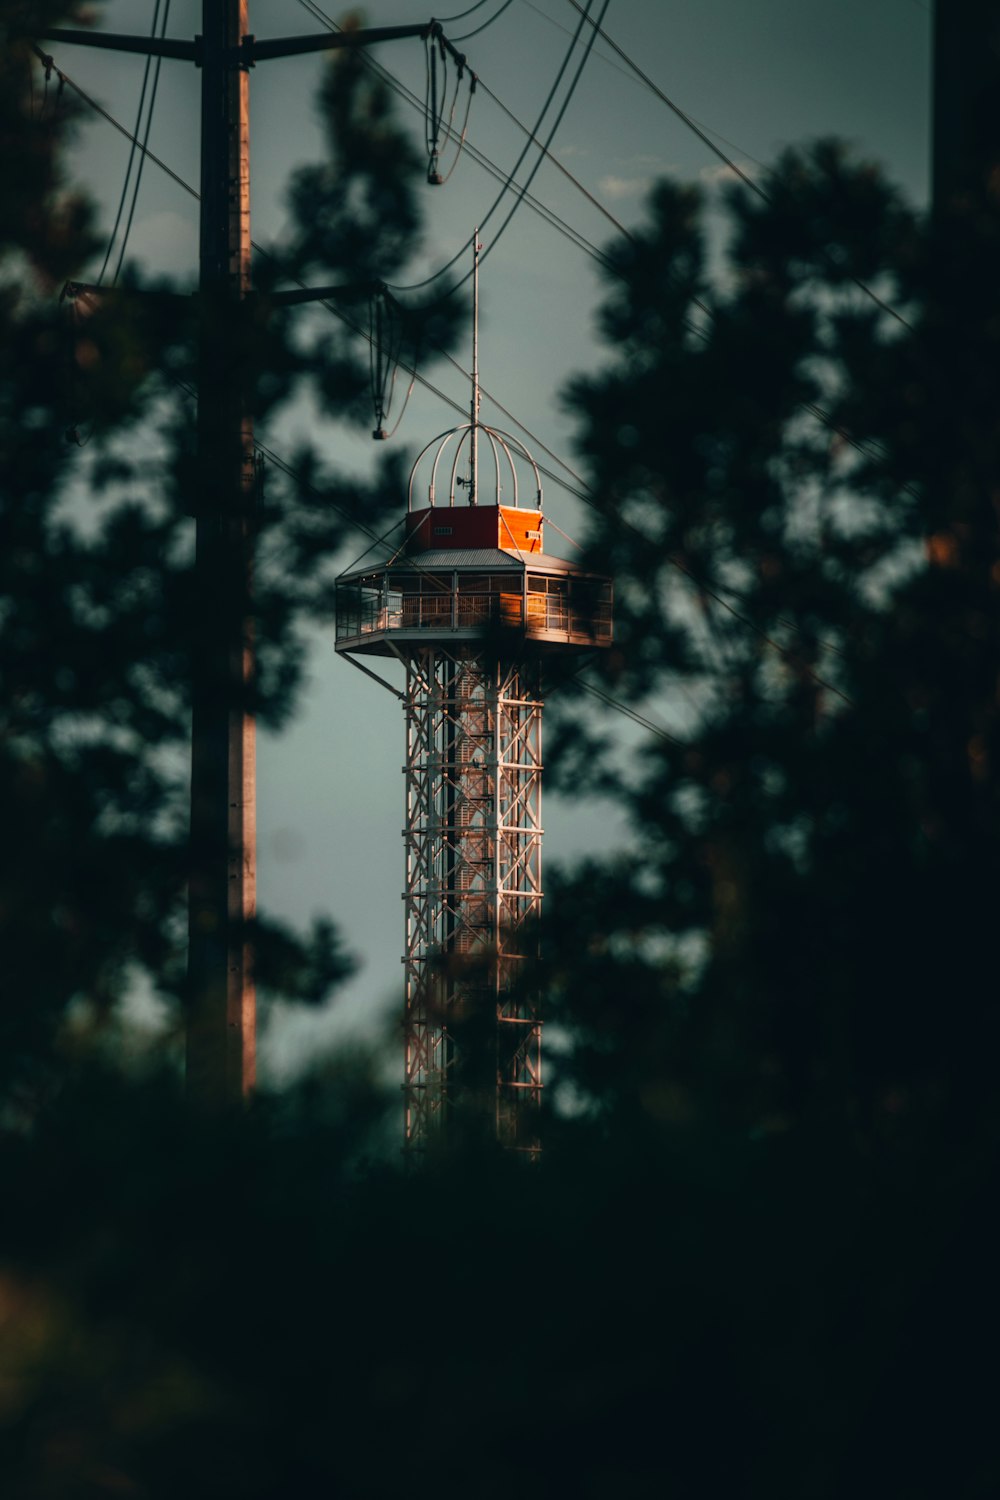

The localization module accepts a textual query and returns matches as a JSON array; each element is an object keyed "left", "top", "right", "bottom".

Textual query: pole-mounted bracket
[
  {"left": 35, "top": 21, "right": 464, "bottom": 69},
  {"left": 61, "top": 280, "right": 190, "bottom": 306},
  {"left": 264, "top": 281, "right": 382, "bottom": 310},
  {"left": 40, "top": 28, "right": 198, "bottom": 62}
]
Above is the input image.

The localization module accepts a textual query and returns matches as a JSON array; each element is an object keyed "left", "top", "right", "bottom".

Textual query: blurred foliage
[
  {"left": 545, "top": 141, "right": 1000, "bottom": 1154},
  {"left": 1, "top": 2, "right": 998, "bottom": 1494},
  {"left": 0, "top": 3, "right": 458, "bottom": 1104}
]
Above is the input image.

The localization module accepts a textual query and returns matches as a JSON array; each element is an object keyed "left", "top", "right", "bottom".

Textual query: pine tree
[
  {"left": 0, "top": 8, "right": 458, "bottom": 1112},
  {"left": 545, "top": 141, "right": 1000, "bottom": 1157}
]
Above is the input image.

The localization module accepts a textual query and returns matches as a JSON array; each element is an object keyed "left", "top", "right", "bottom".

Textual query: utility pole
[
  {"left": 186, "top": 0, "right": 256, "bottom": 1110},
  {"left": 36, "top": 4, "right": 471, "bottom": 1109}
]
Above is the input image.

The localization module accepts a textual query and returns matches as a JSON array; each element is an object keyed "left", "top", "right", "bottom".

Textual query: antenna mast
[{"left": 470, "top": 230, "right": 481, "bottom": 506}]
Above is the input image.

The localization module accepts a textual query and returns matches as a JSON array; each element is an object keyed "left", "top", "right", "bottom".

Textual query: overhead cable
[
  {"left": 110, "top": 0, "right": 171, "bottom": 284},
  {"left": 31, "top": 46, "right": 197, "bottom": 202},
  {"left": 295, "top": 0, "right": 615, "bottom": 270},
  {"left": 260, "top": 423, "right": 690, "bottom": 743},
  {"left": 386, "top": 0, "right": 602, "bottom": 296},
  {"left": 451, "top": 0, "right": 519, "bottom": 42},
  {"left": 437, "top": 0, "right": 494, "bottom": 20},
  {"left": 97, "top": 0, "right": 162, "bottom": 284},
  {"left": 520, "top": 0, "right": 770, "bottom": 173},
  {"left": 573, "top": 677, "right": 683, "bottom": 745},
  {"left": 564, "top": 0, "right": 914, "bottom": 333},
  {"left": 262, "top": 426, "right": 690, "bottom": 742},
  {"left": 51, "top": 42, "right": 858, "bottom": 710},
  {"left": 407, "top": 0, "right": 613, "bottom": 303},
  {"left": 317, "top": 290, "right": 854, "bottom": 705},
  {"left": 474, "top": 72, "right": 637, "bottom": 246}
]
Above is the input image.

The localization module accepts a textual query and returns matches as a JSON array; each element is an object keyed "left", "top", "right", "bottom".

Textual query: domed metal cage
[{"left": 406, "top": 421, "right": 542, "bottom": 512}]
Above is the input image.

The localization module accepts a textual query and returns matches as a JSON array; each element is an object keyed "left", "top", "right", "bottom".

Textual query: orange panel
[{"left": 499, "top": 507, "right": 543, "bottom": 554}]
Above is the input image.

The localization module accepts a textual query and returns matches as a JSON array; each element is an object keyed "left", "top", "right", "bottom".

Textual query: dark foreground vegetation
[{"left": 2, "top": 4, "right": 997, "bottom": 1495}]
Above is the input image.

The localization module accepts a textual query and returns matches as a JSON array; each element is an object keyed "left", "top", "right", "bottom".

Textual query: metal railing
[{"left": 336, "top": 585, "right": 612, "bottom": 644}]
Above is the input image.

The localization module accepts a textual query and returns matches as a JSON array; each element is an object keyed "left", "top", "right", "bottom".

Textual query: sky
[{"left": 52, "top": 0, "right": 932, "bottom": 1076}]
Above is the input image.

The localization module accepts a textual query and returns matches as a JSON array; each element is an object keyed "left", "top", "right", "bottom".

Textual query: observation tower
[{"left": 335, "top": 245, "right": 612, "bottom": 1152}]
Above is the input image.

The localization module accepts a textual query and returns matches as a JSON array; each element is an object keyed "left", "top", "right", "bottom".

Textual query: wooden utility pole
[
  {"left": 36, "top": 5, "right": 466, "bottom": 1109},
  {"left": 186, "top": 0, "right": 256, "bottom": 1109}
]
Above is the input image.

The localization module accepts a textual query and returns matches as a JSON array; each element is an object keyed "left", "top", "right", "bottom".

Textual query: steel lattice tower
[
  {"left": 335, "top": 248, "right": 611, "bottom": 1151},
  {"left": 402, "top": 648, "right": 544, "bottom": 1147}
]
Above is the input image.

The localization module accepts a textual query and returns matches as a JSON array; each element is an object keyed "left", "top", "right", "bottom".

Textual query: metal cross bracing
[{"left": 403, "top": 646, "right": 543, "bottom": 1154}]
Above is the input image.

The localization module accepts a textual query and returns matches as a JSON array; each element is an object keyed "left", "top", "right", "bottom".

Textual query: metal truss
[{"left": 402, "top": 646, "right": 543, "bottom": 1153}]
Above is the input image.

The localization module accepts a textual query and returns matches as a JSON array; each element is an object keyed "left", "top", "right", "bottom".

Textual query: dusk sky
[{"left": 55, "top": 0, "right": 931, "bottom": 1074}]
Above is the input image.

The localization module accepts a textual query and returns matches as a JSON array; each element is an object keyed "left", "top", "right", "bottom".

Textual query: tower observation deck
[{"left": 335, "top": 252, "right": 612, "bottom": 1153}]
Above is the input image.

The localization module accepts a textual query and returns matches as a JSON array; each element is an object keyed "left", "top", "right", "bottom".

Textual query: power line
[
  {"left": 565, "top": 0, "right": 768, "bottom": 199},
  {"left": 573, "top": 676, "right": 683, "bottom": 745},
  {"left": 451, "top": 0, "right": 519, "bottom": 43},
  {"left": 387, "top": 0, "right": 602, "bottom": 295},
  {"left": 802, "top": 400, "right": 922, "bottom": 504},
  {"left": 50, "top": 42, "right": 857, "bottom": 712},
  {"left": 408, "top": 0, "right": 614, "bottom": 303},
  {"left": 32, "top": 48, "right": 198, "bottom": 204},
  {"left": 305, "top": 4, "right": 713, "bottom": 331},
  {"left": 328, "top": 294, "right": 855, "bottom": 705},
  {"left": 290, "top": 7, "right": 702, "bottom": 354},
  {"left": 97, "top": 0, "right": 162, "bottom": 285},
  {"left": 299, "top": 0, "right": 628, "bottom": 242},
  {"left": 71, "top": 0, "right": 616, "bottom": 299},
  {"left": 258, "top": 425, "right": 690, "bottom": 744},
  {"left": 358, "top": 317, "right": 854, "bottom": 700},
  {"left": 520, "top": 0, "right": 647, "bottom": 90},
  {"left": 437, "top": 0, "right": 495, "bottom": 21},
  {"left": 313, "top": 7, "right": 915, "bottom": 570},
  {"left": 110, "top": 1, "right": 171, "bottom": 285},
  {"left": 564, "top": 0, "right": 915, "bottom": 334},
  {"left": 295, "top": 0, "right": 619, "bottom": 272},
  {"left": 248, "top": 211, "right": 855, "bottom": 707},
  {"left": 518, "top": 0, "right": 771, "bottom": 174},
  {"left": 474, "top": 73, "right": 636, "bottom": 244}
]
